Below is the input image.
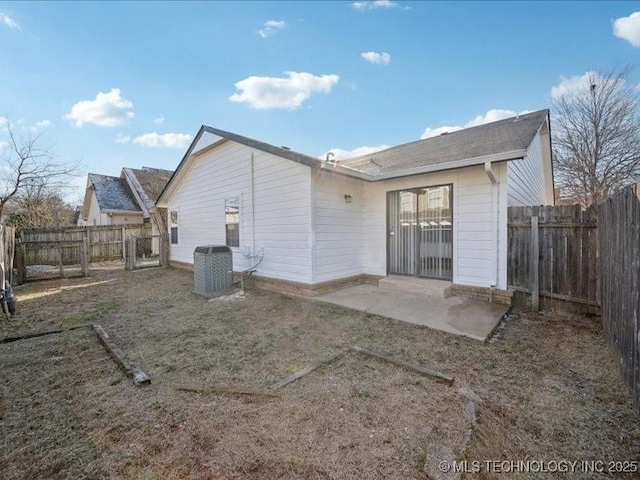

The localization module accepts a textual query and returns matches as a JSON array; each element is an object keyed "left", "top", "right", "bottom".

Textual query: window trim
[{"left": 224, "top": 197, "right": 240, "bottom": 248}]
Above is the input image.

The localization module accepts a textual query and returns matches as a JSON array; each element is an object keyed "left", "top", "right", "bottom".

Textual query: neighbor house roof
[
  {"left": 88, "top": 173, "right": 141, "bottom": 213},
  {"left": 157, "top": 109, "right": 549, "bottom": 205},
  {"left": 122, "top": 167, "right": 173, "bottom": 216},
  {"left": 339, "top": 110, "right": 549, "bottom": 175}
]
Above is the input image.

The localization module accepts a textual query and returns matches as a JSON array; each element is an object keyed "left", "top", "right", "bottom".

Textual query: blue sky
[{"left": 0, "top": 1, "right": 639, "bottom": 203}]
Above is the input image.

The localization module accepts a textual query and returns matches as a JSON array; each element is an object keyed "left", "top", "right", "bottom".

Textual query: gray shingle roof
[
  {"left": 200, "top": 126, "right": 324, "bottom": 169},
  {"left": 339, "top": 110, "right": 549, "bottom": 175},
  {"left": 123, "top": 167, "right": 173, "bottom": 212},
  {"left": 88, "top": 174, "right": 141, "bottom": 212},
  {"left": 158, "top": 109, "right": 549, "bottom": 204}
]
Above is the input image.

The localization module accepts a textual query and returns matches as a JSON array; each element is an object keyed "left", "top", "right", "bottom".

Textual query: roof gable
[{"left": 122, "top": 167, "right": 173, "bottom": 214}]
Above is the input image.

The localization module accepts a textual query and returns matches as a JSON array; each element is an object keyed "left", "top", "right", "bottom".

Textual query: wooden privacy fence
[
  {"left": 15, "top": 240, "right": 89, "bottom": 283},
  {"left": 18, "top": 225, "right": 151, "bottom": 263},
  {"left": 598, "top": 185, "right": 640, "bottom": 416},
  {"left": 507, "top": 205, "right": 599, "bottom": 310}
]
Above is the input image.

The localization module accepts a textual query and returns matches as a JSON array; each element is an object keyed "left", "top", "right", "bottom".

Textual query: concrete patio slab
[
  {"left": 378, "top": 275, "right": 452, "bottom": 297},
  {"left": 316, "top": 284, "right": 509, "bottom": 341}
]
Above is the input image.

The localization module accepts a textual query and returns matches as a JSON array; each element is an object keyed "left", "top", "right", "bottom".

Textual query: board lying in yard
[
  {"left": 93, "top": 324, "right": 151, "bottom": 386},
  {"left": 269, "top": 346, "right": 454, "bottom": 389}
]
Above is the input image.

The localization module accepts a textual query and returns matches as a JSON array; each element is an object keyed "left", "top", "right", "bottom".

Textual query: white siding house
[
  {"left": 167, "top": 141, "right": 313, "bottom": 283},
  {"left": 157, "top": 110, "right": 554, "bottom": 296},
  {"left": 78, "top": 168, "right": 173, "bottom": 229}
]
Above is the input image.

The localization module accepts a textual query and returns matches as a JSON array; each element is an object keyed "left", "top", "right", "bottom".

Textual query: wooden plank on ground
[
  {"left": 351, "top": 345, "right": 454, "bottom": 385},
  {"left": 1, "top": 323, "right": 93, "bottom": 343},
  {"left": 92, "top": 323, "right": 151, "bottom": 386},
  {"left": 175, "top": 385, "right": 279, "bottom": 398},
  {"left": 270, "top": 350, "right": 349, "bottom": 389}
]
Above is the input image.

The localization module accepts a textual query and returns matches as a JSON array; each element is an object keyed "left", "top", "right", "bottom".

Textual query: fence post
[
  {"left": 58, "top": 244, "right": 64, "bottom": 279},
  {"left": 15, "top": 243, "right": 26, "bottom": 285},
  {"left": 125, "top": 236, "right": 136, "bottom": 271},
  {"left": 80, "top": 240, "right": 88, "bottom": 277},
  {"left": 530, "top": 215, "right": 539, "bottom": 311},
  {"left": 122, "top": 226, "right": 126, "bottom": 260},
  {"left": 160, "top": 233, "right": 169, "bottom": 267}
]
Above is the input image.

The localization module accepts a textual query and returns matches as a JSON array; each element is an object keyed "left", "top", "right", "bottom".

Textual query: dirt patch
[{"left": 1, "top": 265, "right": 639, "bottom": 479}]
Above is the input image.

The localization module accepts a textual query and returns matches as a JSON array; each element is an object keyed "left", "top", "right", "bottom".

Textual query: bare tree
[
  {"left": 0, "top": 120, "right": 79, "bottom": 220},
  {"left": 6, "top": 180, "right": 77, "bottom": 228},
  {"left": 552, "top": 66, "right": 640, "bottom": 206}
]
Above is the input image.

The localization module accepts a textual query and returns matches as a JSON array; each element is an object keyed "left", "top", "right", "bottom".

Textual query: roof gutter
[{"left": 104, "top": 209, "right": 143, "bottom": 215}]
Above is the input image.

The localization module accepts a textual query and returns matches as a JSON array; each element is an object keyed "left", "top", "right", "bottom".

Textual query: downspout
[
  {"left": 484, "top": 161, "right": 499, "bottom": 288},
  {"left": 238, "top": 152, "right": 259, "bottom": 292},
  {"left": 250, "top": 152, "right": 256, "bottom": 255}
]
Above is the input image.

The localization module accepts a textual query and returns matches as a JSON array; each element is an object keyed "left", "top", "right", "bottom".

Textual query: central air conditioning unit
[{"left": 193, "top": 245, "right": 233, "bottom": 297}]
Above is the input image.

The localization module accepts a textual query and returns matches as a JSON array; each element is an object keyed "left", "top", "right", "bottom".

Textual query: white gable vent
[{"left": 193, "top": 245, "right": 233, "bottom": 297}]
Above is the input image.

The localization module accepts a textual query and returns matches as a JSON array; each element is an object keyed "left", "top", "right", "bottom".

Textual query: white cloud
[
  {"left": 613, "top": 11, "right": 640, "bottom": 47},
  {"left": 420, "top": 109, "right": 531, "bottom": 139},
  {"left": 550, "top": 72, "right": 595, "bottom": 99},
  {"left": 550, "top": 71, "right": 625, "bottom": 103},
  {"left": 324, "top": 144, "right": 390, "bottom": 161},
  {"left": 465, "top": 109, "right": 532, "bottom": 127},
  {"left": 0, "top": 141, "right": 7, "bottom": 151},
  {"left": 133, "top": 132, "right": 192, "bottom": 149},
  {"left": 229, "top": 71, "right": 340, "bottom": 110},
  {"left": 153, "top": 115, "right": 165, "bottom": 125},
  {"left": 0, "top": 117, "right": 7, "bottom": 129},
  {"left": 35, "top": 119, "right": 52, "bottom": 128},
  {"left": 65, "top": 88, "right": 134, "bottom": 127},
  {"left": 116, "top": 133, "right": 131, "bottom": 144},
  {"left": 258, "top": 20, "right": 286, "bottom": 38},
  {"left": 351, "top": 1, "right": 400, "bottom": 10},
  {"left": 361, "top": 51, "right": 391, "bottom": 65},
  {"left": 420, "top": 125, "right": 463, "bottom": 139},
  {"left": 0, "top": 12, "right": 20, "bottom": 30}
]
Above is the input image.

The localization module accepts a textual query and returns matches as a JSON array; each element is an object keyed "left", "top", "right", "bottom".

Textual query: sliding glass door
[{"left": 387, "top": 185, "right": 453, "bottom": 280}]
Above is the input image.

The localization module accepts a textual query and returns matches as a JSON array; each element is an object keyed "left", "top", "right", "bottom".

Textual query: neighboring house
[
  {"left": 156, "top": 110, "right": 553, "bottom": 298},
  {"left": 78, "top": 173, "right": 143, "bottom": 226},
  {"left": 78, "top": 167, "right": 173, "bottom": 230}
]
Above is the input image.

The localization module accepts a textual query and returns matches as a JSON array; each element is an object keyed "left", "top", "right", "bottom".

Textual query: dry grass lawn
[{"left": 1, "top": 264, "right": 638, "bottom": 479}]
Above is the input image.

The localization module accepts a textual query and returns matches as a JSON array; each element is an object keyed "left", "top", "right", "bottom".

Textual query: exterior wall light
[{"left": 344, "top": 194, "right": 353, "bottom": 204}]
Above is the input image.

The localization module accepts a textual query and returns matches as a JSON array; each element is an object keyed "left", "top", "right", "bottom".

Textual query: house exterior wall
[
  {"left": 109, "top": 213, "right": 144, "bottom": 225},
  {"left": 164, "top": 137, "right": 555, "bottom": 291},
  {"left": 360, "top": 164, "right": 509, "bottom": 289},
  {"left": 507, "top": 131, "right": 552, "bottom": 206},
  {"left": 311, "top": 169, "right": 365, "bottom": 283},
  {"left": 166, "top": 141, "right": 313, "bottom": 284},
  {"left": 79, "top": 190, "right": 109, "bottom": 226}
]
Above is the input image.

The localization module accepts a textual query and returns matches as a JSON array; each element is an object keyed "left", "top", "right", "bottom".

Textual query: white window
[
  {"left": 225, "top": 197, "right": 240, "bottom": 247},
  {"left": 170, "top": 209, "right": 179, "bottom": 244}
]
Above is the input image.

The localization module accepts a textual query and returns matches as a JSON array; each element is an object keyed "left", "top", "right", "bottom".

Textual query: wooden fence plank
[
  {"left": 530, "top": 215, "right": 539, "bottom": 311},
  {"left": 508, "top": 204, "right": 599, "bottom": 307},
  {"left": 598, "top": 185, "right": 640, "bottom": 417}
]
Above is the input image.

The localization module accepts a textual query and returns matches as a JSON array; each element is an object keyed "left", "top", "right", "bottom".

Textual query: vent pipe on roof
[{"left": 323, "top": 151, "right": 338, "bottom": 169}]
